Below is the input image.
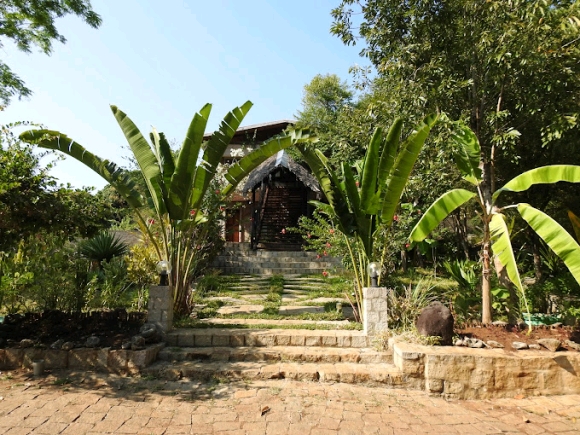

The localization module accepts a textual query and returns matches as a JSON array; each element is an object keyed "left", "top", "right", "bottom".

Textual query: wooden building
[{"left": 206, "top": 120, "right": 321, "bottom": 251}]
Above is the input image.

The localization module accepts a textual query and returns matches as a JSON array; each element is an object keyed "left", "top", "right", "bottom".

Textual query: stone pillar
[
  {"left": 363, "top": 287, "right": 389, "bottom": 336},
  {"left": 147, "top": 285, "right": 173, "bottom": 335}
]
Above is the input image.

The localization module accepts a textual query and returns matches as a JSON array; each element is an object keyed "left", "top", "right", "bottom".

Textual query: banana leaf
[
  {"left": 169, "top": 103, "right": 212, "bottom": 219},
  {"left": 409, "top": 188, "right": 476, "bottom": 241},
  {"left": 359, "top": 127, "right": 382, "bottom": 213},
  {"left": 18, "top": 129, "right": 143, "bottom": 210},
  {"left": 519, "top": 203, "right": 580, "bottom": 284},
  {"left": 451, "top": 122, "right": 482, "bottom": 183},
  {"left": 489, "top": 213, "right": 524, "bottom": 294},
  {"left": 380, "top": 113, "right": 439, "bottom": 224},
  {"left": 494, "top": 165, "right": 580, "bottom": 202},
  {"left": 568, "top": 210, "right": 580, "bottom": 243},
  {"left": 190, "top": 102, "right": 252, "bottom": 212},
  {"left": 111, "top": 105, "right": 165, "bottom": 216}
]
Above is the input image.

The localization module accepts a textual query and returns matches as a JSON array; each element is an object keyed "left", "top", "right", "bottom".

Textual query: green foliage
[
  {"left": 20, "top": 102, "right": 315, "bottom": 315},
  {"left": 79, "top": 231, "right": 128, "bottom": 266},
  {"left": 0, "top": 0, "right": 102, "bottom": 105},
  {"left": 386, "top": 279, "right": 438, "bottom": 331},
  {"left": 443, "top": 260, "right": 481, "bottom": 325},
  {"left": 297, "top": 114, "right": 438, "bottom": 320}
]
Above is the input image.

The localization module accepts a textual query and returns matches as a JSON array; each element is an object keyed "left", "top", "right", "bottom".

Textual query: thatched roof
[{"left": 243, "top": 151, "right": 320, "bottom": 194}]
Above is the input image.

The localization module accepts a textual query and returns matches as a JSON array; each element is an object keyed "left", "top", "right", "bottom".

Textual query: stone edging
[
  {"left": 392, "top": 340, "right": 580, "bottom": 399},
  {"left": 0, "top": 343, "right": 164, "bottom": 375}
]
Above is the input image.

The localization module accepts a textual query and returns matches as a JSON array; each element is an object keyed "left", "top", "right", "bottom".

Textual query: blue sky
[{"left": 2, "top": 0, "right": 367, "bottom": 190}]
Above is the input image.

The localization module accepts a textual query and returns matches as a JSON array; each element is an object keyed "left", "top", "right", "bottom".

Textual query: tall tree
[
  {"left": 332, "top": 0, "right": 580, "bottom": 322},
  {"left": 0, "top": 0, "right": 101, "bottom": 106}
]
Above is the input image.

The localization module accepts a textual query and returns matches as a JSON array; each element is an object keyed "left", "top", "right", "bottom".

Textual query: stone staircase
[
  {"left": 142, "top": 328, "right": 413, "bottom": 388},
  {"left": 211, "top": 243, "right": 342, "bottom": 275}
]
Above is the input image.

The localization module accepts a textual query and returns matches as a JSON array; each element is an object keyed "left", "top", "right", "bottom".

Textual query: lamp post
[
  {"left": 156, "top": 260, "right": 171, "bottom": 286},
  {"left": 367, "top": 261, "right": 379, "bottom": 288}
]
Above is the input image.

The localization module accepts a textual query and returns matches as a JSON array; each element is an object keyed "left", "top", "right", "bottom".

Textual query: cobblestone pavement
[{"left": 1, "top": 369, "right": 580, "bottom": 434}]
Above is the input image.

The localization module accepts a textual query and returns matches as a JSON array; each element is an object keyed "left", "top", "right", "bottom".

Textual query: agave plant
[
  {"left": 296, "top": 114, "right": 439, "bottom": 319},
  {"left": 79, "top": 231, "right": 128, "bottom": 267},
  {"left": 20, "top": 101, "right": 314, "bottom": 313},
  {"left": 410, "top": 123, "right": 580, "bottom": 324}
]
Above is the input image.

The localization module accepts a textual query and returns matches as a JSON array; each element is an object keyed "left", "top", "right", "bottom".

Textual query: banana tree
[
  {"left": 410, "top": 123, "right": 580, "bottom": 324},
  {"left": 297, "top": 114, "right": 439, "bottom": 319},
  {"left": 20, "top": 101, "right": 314, "bottom": 313}
]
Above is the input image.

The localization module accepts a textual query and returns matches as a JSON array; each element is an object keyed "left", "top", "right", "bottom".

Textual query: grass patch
[{"left": 174, "top": 318, "right": 362, "bottom": 330}]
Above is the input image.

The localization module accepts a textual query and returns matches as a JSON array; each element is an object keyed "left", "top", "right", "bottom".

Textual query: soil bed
[
  {"left": 457, "top": 323, "right": 580, "bottom": 351},
  {"left": 0, "top": 310, "right": 146, "bottom": 349}
]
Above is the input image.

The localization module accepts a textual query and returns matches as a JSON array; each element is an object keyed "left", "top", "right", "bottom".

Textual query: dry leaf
[{"left": 261, "top": 405, "right": 271, "bottom": 416}]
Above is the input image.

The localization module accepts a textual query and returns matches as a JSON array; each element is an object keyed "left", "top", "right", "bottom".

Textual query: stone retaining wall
[
  {"left": 0, "top": 343, "right": 164, "bottom": 375},
  {"left": 392, "top": 341, "right": 580, "bottom": 399}
]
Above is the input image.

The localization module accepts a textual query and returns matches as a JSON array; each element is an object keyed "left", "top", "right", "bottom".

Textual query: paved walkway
[{"left": 1, "top": 369, "right": 579, "bottom": 434}]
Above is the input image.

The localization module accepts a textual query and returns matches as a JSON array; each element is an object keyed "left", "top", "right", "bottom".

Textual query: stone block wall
[
  {"left": 148, "top": 285, "right": 173, "bottom": 335},
  {"left": 392, "top": 341, "right": 580, "bottom": 399}
]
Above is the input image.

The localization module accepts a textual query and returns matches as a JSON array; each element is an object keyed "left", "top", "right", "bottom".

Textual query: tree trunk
[{"left": 481, "top": 222, "right": 493, "bottom": 324}]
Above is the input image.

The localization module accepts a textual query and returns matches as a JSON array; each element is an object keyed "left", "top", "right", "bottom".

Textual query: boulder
[
  {"left": 85, "top": 336, "right": 100, "bottom": 348},
  {"left": 537, "top": 338, "right": 561, "bottom": 352},
  {"left": 416, "top": 301, "right": 454, "bottom": 345},
  {"left": 486, "top": 340, "right": 504, "bottom": 349},
  {"left": 512, "top": 341, "right": 528, "bottom": 350}
]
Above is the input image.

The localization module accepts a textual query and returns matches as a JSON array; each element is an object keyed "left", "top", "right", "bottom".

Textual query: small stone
[
  {"left": 453, "top": 338, "right": 465, "bottom": 346},
  {"left": 529, "top": 344, "right": 541, "bottom": 350},
  {"left": 512, "top": 341, "right": 529, "bottom": 350},
  {"left": 537, "top": 338, "right": 561, "bottom": 352},
  {"left": 20, "top": 339, "right": 34, "bottom": 348},
  {"left": 61, "top": 342, "right": 75, "bottom": 351},
  {"left": 85, "top": 336, "right": 100, "bottom": 348},
  {"left": 550, "top": 322, "right": 563, "bottom": 329},
  {"left": 50, "top": 339, "right": 64, "bottom": 350},
  {"left": 466, "top": 338, "right": 484, "bottom": 348},
  {"left": 565, "top": 340, "right": 580, "bottom": 351},
  {"left": 140, "top": 324, "right": 157, "bottom": 339},
  {"left": 492, "top": 321, "right": 508, "bottom": 326},
  {"left": 486, "top": 340, "right": 504, "bottom": 348},
  {"left": 122, "top": 341, "right": 132, "bottom": 350},
  {"left": 131, "top": 335, "right": 146, "bottom": 350}
]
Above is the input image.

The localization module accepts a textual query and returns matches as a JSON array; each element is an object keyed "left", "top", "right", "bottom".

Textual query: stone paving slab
[
  {"left": 195, "top": 318, "right": 354, "bottom": 326},
  {"left": 217, "top": 305, "right": 265, "bottom": 315},
  {"left": 1, "top": 369, "right": 579, "bottom": 434}
]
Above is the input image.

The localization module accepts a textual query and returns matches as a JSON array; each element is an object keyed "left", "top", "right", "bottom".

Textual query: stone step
[
  {"left": 214, "top": 260, "right": 340, "bottom": 269},
  {"left": 158, "top": 346, "right": 392, "bottom": 364},
  {"left": 166, "top": 328, "right": 369, "bottom": 348},
  {"left": 198, "top": 318, "right": 354, "bottom": 327},
  {"left": 220, "top": 267, "right": 333, "bottom": 275},
  {"left": 142, "top": 360, "right": 410, "bottom": 387}
]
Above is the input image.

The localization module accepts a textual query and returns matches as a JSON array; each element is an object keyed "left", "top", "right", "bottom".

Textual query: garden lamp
[
  {"left": 156, "top": 260, "right": 172, "bottom": 286},
  {"left": 367, "top": 262, "right": 379, "bottom": 287}
]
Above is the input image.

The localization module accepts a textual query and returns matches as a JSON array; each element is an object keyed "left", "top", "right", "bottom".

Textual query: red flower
[
  {"left": 307, "top": 233, "right": 311, "bottom": 238},
  {"left": 393, "top": 215, "right": 399, "bottom": 222},
  {"left": 417, "top": 210, "right": 422, "bottom": 215},
  {"left": 316, "top": 254, "right": 321, "bottom": 259},
  {"left": 326, "top": 242, "right": 331, "bottom": 248},
  {"left": 322, "top": 271, "right": 329, "bottom": 278},
  {"left": 405, "top": 243, "right": 410, "bottom": 249},
  {"left": 329, "top": 229, "right": 335, "bottom": 234},
  {"left": 323, "top": 251, "right": 328, "bottom": 256},
  {"left": 147, "top": 218, "right": 155, "bottom": 225},
  {"left": 190, "top": 209, "right": 196, "bottom": 216},
  {"left": 219, "top": 206, "right": 225, "bottom": 211},
  {"left": 280, "top": 228, "right": 286, "bottom": 234},
  {"left": 355, "top": 181, "right": 360, "bottom": 187},
  {"left": 215, "top": 189, "right": 220, "bottom": 194}
]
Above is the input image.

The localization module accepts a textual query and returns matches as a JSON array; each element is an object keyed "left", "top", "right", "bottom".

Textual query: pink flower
[
  {"left": 215, "top": 189, "right": 220, "bottom": 194},
  {"left": 393, "top": 215, "right": 399, "bottom": 222},
  {"left": 326, "top": 242, "right": 331, "bottom": 248},
  {"left": 280, "top": 228, "right": 286, "bottom": 234},
  {"left": 417, "top": 210, "right": 422, "bottom": 215},
  {"left": 190, "top": 209, "right": 196, "bottom": 216},
  {"left": 147, "top": 218, "right": 155, "bottom": 225},
  {"left": 322, "top": 271, "right": 329, "bottom": 278},
  {"left": 405, "top": 243, "right": 410, "bottom": 249},
  {"left": 323, "top": 251, "right": 328, "bottom": 256},
  {"left": 355, "top": 181, "right": 360, "bottom": 187},
  {"left": 316, "top": 254, "right": 321, "bottom": 259},
  {"left": 219, "top": 206, "right": 225, "bottom": 211},
  {"left": 329, "top": 229, "right": 335, "bottom": 234},
  {"left": 307, "top": 233, "right": 312, "bottom": 238}
]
